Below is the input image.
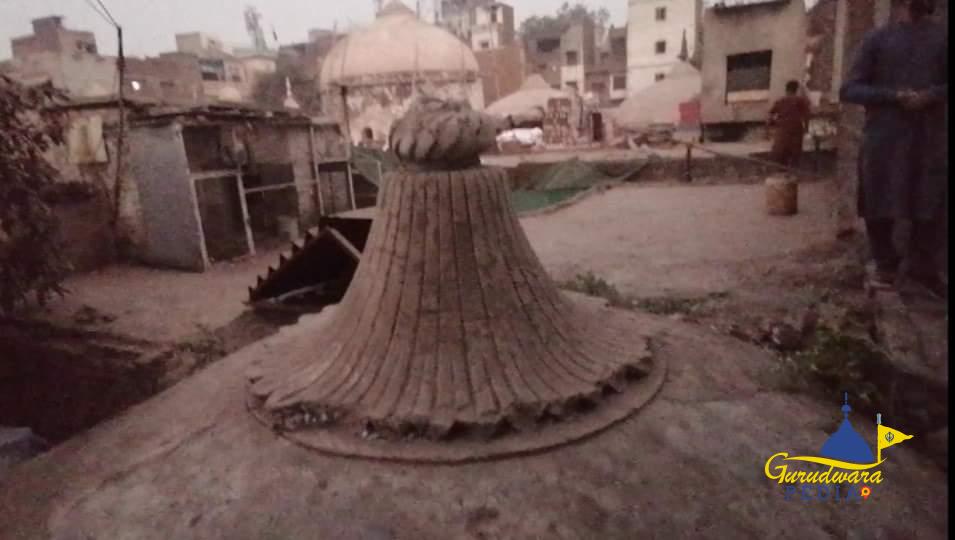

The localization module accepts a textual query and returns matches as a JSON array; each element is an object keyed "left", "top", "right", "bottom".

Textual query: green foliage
[
  {"left": 785, "top": 327, "right": 881, "bottom": 407},
  {"left": 0, "top": 76, "right": 69, "bottom": 312},
  {"left": 520, "top": 2, "right": 611, "bottom": 38},
  {"left": 560, "top": 271, "right": 731, "bottom": 315},
  {"left": 635, "top": 293, "right": 729, "bottom": 316},
  {"left": 560, "top": 271, "right": 633, "bottom": 309}
]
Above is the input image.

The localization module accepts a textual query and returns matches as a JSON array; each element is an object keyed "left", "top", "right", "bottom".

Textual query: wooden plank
[
  {"left": 347, "top": 162, "right": 357, "bottom": 210},
  {"left": 188, "top": 168, "right": 243, "bottom": 181},
  {"left": 325, "top": 227, "right": 362, "bottom": 263},
  {"left": 235, "top": 172, "right": 256, "bottom": 257},
  {"left": 243, "top": 182, "right": 297, "bottom": 194}
]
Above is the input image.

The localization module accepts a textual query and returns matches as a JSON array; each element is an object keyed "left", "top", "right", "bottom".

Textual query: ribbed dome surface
[{"left": 319, "top": 1, "right": 479, "bottom": 89}]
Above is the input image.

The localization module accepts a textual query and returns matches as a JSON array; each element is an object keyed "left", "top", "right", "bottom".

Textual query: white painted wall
[{"left": 627, "top": 0, "right": 700, "bottom": 94}]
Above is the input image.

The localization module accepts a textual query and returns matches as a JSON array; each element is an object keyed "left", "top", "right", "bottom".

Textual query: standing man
[
  {"left": 840, "top": 0, "right": 947, "bottom": 297},
  {"left": 769, "top": 80, "right": 812, "bottom": 168}
]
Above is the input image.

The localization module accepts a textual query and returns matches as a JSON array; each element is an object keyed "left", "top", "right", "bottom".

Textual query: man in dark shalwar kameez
[
  {"left": 769, "top": 80, "right": 812, "bottom": 167},
  {"left": 840, "top": 0, "right": 947, "bottom": 298}
]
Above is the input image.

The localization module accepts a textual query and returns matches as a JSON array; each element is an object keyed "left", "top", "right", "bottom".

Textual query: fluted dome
[{"left": 319, "top": 1, "right": 479, "bottom": 89}]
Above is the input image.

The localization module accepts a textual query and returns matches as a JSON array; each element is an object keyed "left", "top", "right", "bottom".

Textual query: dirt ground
[
  {"left": 523, "top": 179, "right": 834, "bottom": 298},
  {"left": 1, "top": 177, "right": 946, "bottom": 538},
  {"left": 32, "top": 249, "right": 287, "bottom": 345},
  {"left": 0, "top": 295, "right": 947, "bottom": 540}
]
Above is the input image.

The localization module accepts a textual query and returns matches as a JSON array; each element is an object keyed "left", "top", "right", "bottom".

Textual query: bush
[{"left": 0, "top": 76, "right": 69, "bottom": 312}]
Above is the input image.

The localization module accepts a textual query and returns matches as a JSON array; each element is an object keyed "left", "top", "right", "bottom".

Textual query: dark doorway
[
  {"left": 591, "top": 112, "right": 605, "bottom": 143},
  {"left": 195, "top": 175, "right": 249, "bottom": 262}
]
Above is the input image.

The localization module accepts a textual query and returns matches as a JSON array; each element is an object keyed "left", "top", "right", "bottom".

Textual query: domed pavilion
[{"left": 319, "top": 1, "right": 484, "bottom": 144}]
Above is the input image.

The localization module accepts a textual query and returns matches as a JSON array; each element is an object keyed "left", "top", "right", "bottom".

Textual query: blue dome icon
[{"left": 819, "top": 394, "right": 875, "bottom": 464}]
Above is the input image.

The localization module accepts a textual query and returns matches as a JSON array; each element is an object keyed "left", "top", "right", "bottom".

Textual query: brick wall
[
  {"left": 127, "top": 55, "right": 204, "bottom": 105},
  {"left": 833, "top": 0, "right": 877, "bottom": 234},
  {"left": 807, "top": 0, "right": 837, "bottom": 95},
  {"left": 475, "top": 44, "right": 526, "bottom": 105}
]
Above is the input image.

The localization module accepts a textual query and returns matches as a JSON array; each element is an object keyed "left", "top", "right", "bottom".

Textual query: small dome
[
  {"left": 485, "top": 75, "right": 572, "bottom": 118},
  {"left": 819, "top": 399, "right": 875, "bottom": 464},
  {"left": 320, "top": 1, "right": 479, "bottom": 89}
]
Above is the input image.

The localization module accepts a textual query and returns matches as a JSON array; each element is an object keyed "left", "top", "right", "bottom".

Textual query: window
[
  {"left": 655, "top": 73, "right": 666, "bottom": 82},
  {"left": 537, "top": 38, "right": 560, "bottom": 53},
  {"left": 590, "top": 82, "right": 606, "bottom": 95},
  {"left": 612, "top": 75, "right": 627, "bottom": 90},
  {"left": 565, "top": 50, "right": 579, "bottom": 66},
  {"left": 565, "top": 81, "right": 578, "bottom": 91},
  {"left": 480, "top": 41, "right": 490, "bottom": 49},
  {"left": 726, "top": 50, "right": 773, "bottom": 102},
  {"left": 655, "top": 40, "right": 667, "bottom": 55},
  {"left": 489, "top": 7, "right": 498, "bottom": 23},
  {"left": 656, "top": 7, "right": 667, "bottom": 21},
  {"left": 611, "top": 37, "right": 626, "bottom": 57},
  {"left": 199, "top": 59, "right": 225, "bottom": 82}
]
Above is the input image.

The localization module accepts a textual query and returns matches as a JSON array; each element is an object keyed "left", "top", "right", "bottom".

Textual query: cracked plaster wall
[{"left": 323, "top": 75, "right": 485, "bottom": 145}]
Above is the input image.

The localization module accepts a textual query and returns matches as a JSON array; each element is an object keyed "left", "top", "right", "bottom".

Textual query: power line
[
  {"left": 82, "top": 0, "right": 115, "bottom": 27},
  {"left": 81, "top": 0, "right": 126, "bottom": 228},
  {"left": 94, "top": 0, "right": 119, "bottom": 27}
]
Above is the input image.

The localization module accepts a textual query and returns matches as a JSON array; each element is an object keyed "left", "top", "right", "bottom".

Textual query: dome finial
[{"left": 841, "top": 392, "right": 851, "bottom": 418}]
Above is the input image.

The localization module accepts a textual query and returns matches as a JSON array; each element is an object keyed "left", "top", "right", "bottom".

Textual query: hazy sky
[{"left": 0, "top": 0, "right": 632, "bottom": 59}]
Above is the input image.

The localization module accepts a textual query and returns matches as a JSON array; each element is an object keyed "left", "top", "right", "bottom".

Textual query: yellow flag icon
[{"left": 877, "top": 423, "right": 914, "bottom": 459}]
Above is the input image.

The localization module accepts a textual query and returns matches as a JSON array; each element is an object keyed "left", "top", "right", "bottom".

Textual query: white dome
[
  {"left": 485, "top": 75, "right": 571, "bottom": 118},
  {"left": 320, "top": 1, "right": 479, "bottom": 89}
]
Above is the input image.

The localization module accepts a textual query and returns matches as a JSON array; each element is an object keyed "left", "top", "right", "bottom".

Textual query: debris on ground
[
  {"left": 0, "top": 426, "right": 48, "bottom": 479},
  {"left": 72, "top": 305, "right": 117, "bottom": 325}
]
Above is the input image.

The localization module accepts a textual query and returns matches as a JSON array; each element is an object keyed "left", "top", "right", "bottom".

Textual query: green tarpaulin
[
  {"left": 349, "top": 149, "right": 648, "bottom": 214},
  {"left": 510, "top": 158, "right": 648, "bottom": 213}
]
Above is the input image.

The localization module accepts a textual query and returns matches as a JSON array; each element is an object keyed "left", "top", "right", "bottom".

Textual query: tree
[
  {"left": 0, "top": 76, "right": 69, "bottom": 312},
  {"left": 519, "top": 2, "right": 611, "bottom": 37}
]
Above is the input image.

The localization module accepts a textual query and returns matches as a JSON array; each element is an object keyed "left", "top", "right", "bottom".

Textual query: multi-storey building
[
  {"left": 626, "top": 0, "right": 703, "bottom": 94},
  {"left": 4, "top": 16, "right": 202, "bottom": 104},
  {"left": 469, "top": 3, "right": 516, "bottom": 50},
  {"left": 699, "top": 0, "right": 807, "bottom": 134},
  {"left": 585, "top": 25, "right": 629, "bottom": 106},
  {"left": 173, "top": 32, "right": 276, "bottom": 103},
  {"left": 440, "top": 0, "right": 515, "bottom": 50}
]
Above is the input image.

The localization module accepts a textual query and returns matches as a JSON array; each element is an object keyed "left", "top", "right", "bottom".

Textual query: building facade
[
  {"left": 474, "top": 44, "right": 526, "bottom": 105},
  {"left": 699, "top": 0, "right": 807, "bottom": 132},
  {"left": 173, "top": 32, "right": 278, "bottom": 103},
  {"left": 523, "top": 30, "right": 565, "bottom": 89},
  {"left": 585, "top": 26, "right": 629, "bottom": 106},
  {"left": 11, "top": 16, "right": 97, "bottom": 58},
  {"left": 470, "top": 3, "right": 516, "bottom": 50},
  {"left": 4, "top": 16, "right": 203, "bottom": 105},
  {"left": 626, "top": 0, "right": 702, "bottom": 94},
  {"left": 558, "top": 20, "right": 596, "bottom": 95},
  {"left": 440, "top": 0, "right": 494, "bottom": 43}
]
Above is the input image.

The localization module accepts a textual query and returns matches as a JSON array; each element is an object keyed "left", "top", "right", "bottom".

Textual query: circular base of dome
[{"left": 246, "top": 305, "right": 666, "bottom": 464}]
